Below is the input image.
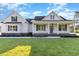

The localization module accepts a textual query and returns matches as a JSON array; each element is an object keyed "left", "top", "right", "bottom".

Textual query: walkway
[{"left": 0, "top": 36, "right": 60, "bottom": 38}]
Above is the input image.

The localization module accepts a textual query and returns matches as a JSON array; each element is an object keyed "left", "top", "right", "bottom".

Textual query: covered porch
[
  {"left": 32, "top": 20, "right": 73, "bottom": 35},
  {"left": 47, "top": 23, "right": 71, "bottom": 34}
]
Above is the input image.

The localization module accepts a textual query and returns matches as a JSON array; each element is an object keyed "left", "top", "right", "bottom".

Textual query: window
[
  {"left": 50, "top": 15, "right": 54, "bottom": 19},
  {"left": 11, "top": 16, "right": 17, "bottom": 22},
  {"left": 8, "top": 25, "right": 17, "bottom": 31},
  {"left": 59, "top": 24, "right": 67, "bottom": 31},
  {"left": 36, "top": 24, "right": 46, "bottom": 31}
]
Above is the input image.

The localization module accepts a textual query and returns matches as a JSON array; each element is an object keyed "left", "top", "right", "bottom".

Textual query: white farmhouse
[{"left": 0, "top": 10, "right": 78, "bottom": 36}]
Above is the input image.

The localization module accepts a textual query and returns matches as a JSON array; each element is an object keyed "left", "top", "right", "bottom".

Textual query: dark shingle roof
[
  {"left": 34, "top": 16, "right": 45, "bottom": 20},
  {"left": 26, "top": 19, "right": 33, "bottom": 24},
  {"left": 75, "top": 11, "right": 79, "bottom": 13},
  {"left": 60, "top": 16, "right": 67, "bottom": 20},
  {"left": 26, "top": 16, "right": 67, "bottom": 23},
  {"left": 34, "top": 16, "right": 67, "bottom": 21}
]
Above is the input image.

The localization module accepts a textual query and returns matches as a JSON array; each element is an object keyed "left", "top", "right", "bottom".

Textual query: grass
[{"left": 0, "top": 38, "right": 79, "bottom": 56}]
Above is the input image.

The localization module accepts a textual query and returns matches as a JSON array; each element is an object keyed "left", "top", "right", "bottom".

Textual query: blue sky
[{"left": 0, "top": 3, "right": 79, "bottom": 20}]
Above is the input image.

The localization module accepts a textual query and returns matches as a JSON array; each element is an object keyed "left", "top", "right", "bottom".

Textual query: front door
[{"left": 50, "top": 24, "right": 53, "bottom": 34}]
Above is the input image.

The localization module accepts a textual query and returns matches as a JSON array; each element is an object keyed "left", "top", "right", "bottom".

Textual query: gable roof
[
  {"left": 59, "top": 16, "right": 67, "bottom": 20},
  {"left": 34, "top": 16, "right": 45, "bottom": 21},
  {"left": 75, "top": 11, "right": 79, "bottom": 13},
  {"left": 42, "top": 11, "right": 61, "bottom": 20},
  {"left": 34, "top": 16, "right": 67, "bottom": 21},
  {"left": 2, "top": 10, "right": 28, "bottom": 23},
  {"left": 33, "top": 11, "right": 67, "bottom": 21},
  {"left": 26, "top": 19, "right": 33, "bottom": 24}
]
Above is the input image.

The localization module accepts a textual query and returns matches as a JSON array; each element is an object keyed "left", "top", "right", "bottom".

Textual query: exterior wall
[
  {"left": 1, "top": 21, "right": 72, "bottom": 36},
  {"left": 1, "top": 23, "right": 29, "bottom": 33},
  {"left": 1, "top": 11, "right": 30, "bottom": 35},
  {"left": 1, "top": 24, "right": 21, "bottom": 33},
  {"left": 21, "top": 23, "right": 29, "bottom": 33},
  {"left": 28, "top": 24, "right": 32, "bottom": 33}
]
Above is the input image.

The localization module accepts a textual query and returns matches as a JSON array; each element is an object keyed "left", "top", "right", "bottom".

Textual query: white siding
[
  {"left": 1, "top": 23, "right": 29, "bottom": 33},
  {"left": 28, "top": 23, "right": 32, "bottom": 33},
  {"left": 21, "top": 23, "right": 28, "bottom": 33},
  {"left": 1, "top": 24, "right": 21, "bottom": 33},
  {"left": 1, "top": 11, "right": 30, "bottom": 34}
]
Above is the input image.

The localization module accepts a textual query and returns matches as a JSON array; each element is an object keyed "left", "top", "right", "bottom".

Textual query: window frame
[
  {"left": 8, "top": 25, "right": 18, "bottom": 31},
  {"left": 59, "top": 24, "right": 67, "bottom": 31},
  {"left": 50, "top": 15, "right": 55, "bottom": 19},
  {"left": 11, "top": 16, "right": 17, "bottom": 22},
  {"left": 36, "top": 24, "right": 46, "bottom": 31}
]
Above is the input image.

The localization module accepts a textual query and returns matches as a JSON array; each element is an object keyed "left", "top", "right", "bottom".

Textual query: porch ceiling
[{"left": 33, "top": 20, "right": 73, "bottom": 24}]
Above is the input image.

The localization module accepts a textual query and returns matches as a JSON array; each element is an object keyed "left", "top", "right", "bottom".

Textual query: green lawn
[{"left": 0, "top": 38, "right": 79, "bottom": 56}]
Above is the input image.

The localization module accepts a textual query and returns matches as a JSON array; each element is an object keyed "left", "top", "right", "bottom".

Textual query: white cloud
[
  {"left": 23, "top": 3, "right": 31, "bottom": 7},
  {"left": 53, "top": 3, "right": 67, "bottom": 11},
  {"left": 19, "top": 11, "right": 30, "bottom": 18},
  {"left": 47, "top": 7, "right": 51, "bottom": 10},
  {"left": 0, "top": 8, "right": 4, "bottom": 11},
  {"left": 29, "top": 11, "right": 42, "bottom": 18},
  {"left": 58, "top": 12, "right": 74, "bottom": 19},
  {"left": 0, "top": 3, "right": 31, "bottom": 19},
  {"left": 53, "top": 3, "right": 67, "bottom": 7},
  {"left": 33, "top": 11, "right": 42, "bottom": 16},
  {"left": 18, "top": 8, "right": 24, "bottom": 11},
  {"left": 7, "top": 4, "right": 20, "bottom": 10},
  {"left": 0, "top": 3, "right": 20, "bottom": 10},
  {"left": 58, "top": 8, "right": 75, "bottom": 19},
  {"left": 0, "top": 3, "right": 29, "bottom": 10},
  {"left": 47, "top": 3, "right": 67, "bottom": 14},
  {"left": 0, "top": 3, "right": 8, "bottom": 7},
  {"left": 47, "top": 3, "right": 75, "bottom": 19},
  {"left": 47, "top": 9, "right": 57, "bottom": 14},
  {"left": 23, "top": 4, "right": 28, "bottom": 6}
]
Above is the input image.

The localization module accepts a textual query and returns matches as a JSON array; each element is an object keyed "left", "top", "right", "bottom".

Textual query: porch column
[
  {"left": 73, "top": 23, "right": 76, "bottom": 33},
  {"left": 48, "top": 23, "right": 50, "bottom": 34},
  {"left": 57, "top": 23, "right": 59, "bottom": 34},
  {"left": 67, "top": 24, "right": 70, "bottom": 33}
]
